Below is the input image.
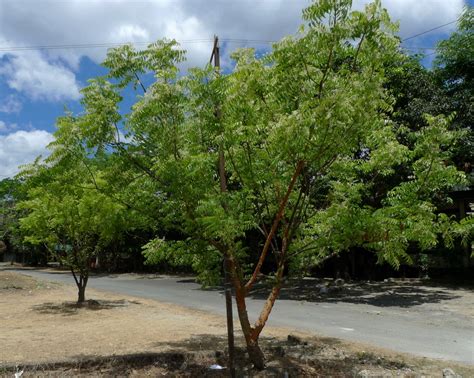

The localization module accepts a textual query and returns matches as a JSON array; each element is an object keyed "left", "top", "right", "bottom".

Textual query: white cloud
[
  {"left": 380, "top": 0, "right": 464, "bottom": 39},
  {"left": 0, "top": 50, "right": 81, "bottom": 102},
  {"left": 0, "top": 0, "right": 467, "bottom": 103},
  {"left": 0, "top": 95, "right": 22, "bottom": 113},
  {"left": 113, "top": 24, "right": 150, "bottom": 41},
  {"left": 1, "top": 1, "right": 466, "bottom": 53},
  {"left": 0, "top": 130, "right": 54, "bottom": 177}
]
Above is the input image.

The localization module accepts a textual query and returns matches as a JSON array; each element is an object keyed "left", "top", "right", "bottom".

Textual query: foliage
[
  {"left": 53, "top": 0, "right": 469, "bottom": 367},
  {"left": 0, "top": 178, "right": 35, "bottom": 260},
  {"left": 0, "top": 178, "right": 21, "bottom": 241},
  {"left": 435, "top": 6, "right": 473, "bottom": 91},
  {"left": 386, "top": 54, "right": 450, "bottom": 133},
  {"left": 10, "top": 0, "right": 472, "bottom": 368},
  {"left": 294, "top": 115, "right": 466, "bottom": 271},
  {"left": 18, "top": 133, "right": 139, "bottom": 302},
  {"left": 435, "top": 6, "right": 474, "bottom": 178}
]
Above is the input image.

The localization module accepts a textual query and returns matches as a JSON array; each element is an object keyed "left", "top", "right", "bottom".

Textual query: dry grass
[
  {"left": 0, "top": 271, "right": 228, "bottom": 365},
  {"left": 0, "top": 271, "right": 472, "bottom": 377}
]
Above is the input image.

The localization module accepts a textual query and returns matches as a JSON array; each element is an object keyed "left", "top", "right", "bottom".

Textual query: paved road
[{"left": 9, "top": 268, "right": 474, "bottom": 365}]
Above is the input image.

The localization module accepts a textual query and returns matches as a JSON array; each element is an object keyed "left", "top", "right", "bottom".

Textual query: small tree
[{"left": 19, "top": 145, "right": 132, "bottom": 303}]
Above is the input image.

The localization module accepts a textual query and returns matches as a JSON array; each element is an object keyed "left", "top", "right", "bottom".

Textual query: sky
[{"left": 0, "top": 0, "right": 471, "bottom": 178}]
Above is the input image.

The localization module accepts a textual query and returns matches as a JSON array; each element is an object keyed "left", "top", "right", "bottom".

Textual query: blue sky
[{"left": 0, "top": 0, "right": 471, "bottom": 178}]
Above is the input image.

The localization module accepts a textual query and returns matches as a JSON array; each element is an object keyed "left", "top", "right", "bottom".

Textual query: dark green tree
[{"left": 435, "top": 6, "right": 474, "bottom": 177}]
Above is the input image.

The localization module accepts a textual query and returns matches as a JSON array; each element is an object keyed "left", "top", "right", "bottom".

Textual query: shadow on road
[
  {"left": 247, "top": 279, "right": 462, "bottom": 308},
  {"left": 5, "top": 264, "right": 468, "bottom": 309},
  {"left": 171, "top": 274, "right": 466, "bottom": 308}
]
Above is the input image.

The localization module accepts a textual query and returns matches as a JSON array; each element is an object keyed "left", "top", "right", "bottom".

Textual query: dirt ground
[{"left": 0, "top": 271, "right": 473, "bottom": 377}]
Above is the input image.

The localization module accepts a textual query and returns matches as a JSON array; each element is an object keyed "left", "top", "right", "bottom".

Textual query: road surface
[{"left": 8, "top": 268, "right": 474, "bottom": 365}]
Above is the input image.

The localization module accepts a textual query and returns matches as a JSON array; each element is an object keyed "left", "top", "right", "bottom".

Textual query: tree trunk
[
  {"left": 229, "top": 263, "right": 266, "bottom": 370},
  {"left": 229, "top": 257, "right": 287, "bottom": 370},
  {"left": 234, "top": 286, "right": 266, "bottom": 369},
  {"left": 246, "top": 339, "right": 265, "bottom": 370},
  {"left": 77, "top": 283, "right": 86, "bottom": 303},
  {"left": 72, "top": 271, "right": 88, "bottom": 304}
]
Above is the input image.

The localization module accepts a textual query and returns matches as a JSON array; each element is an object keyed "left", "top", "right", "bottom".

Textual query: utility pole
[{"left": 210, "top": 35, "right": 236, "bottom": 378}]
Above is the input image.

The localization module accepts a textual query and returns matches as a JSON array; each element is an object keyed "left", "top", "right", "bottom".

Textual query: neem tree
[
  {"left": 18, "top": 122, "right": 134, "bottom": 303},
  {"left": 45, "top": 0, "right": 467, "bottom": 368}
]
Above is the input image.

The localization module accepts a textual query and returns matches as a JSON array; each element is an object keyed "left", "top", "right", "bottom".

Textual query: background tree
[
  {"left": 327, "top": 52, "right": 466, "bottom": 278},
  {"left": 18, "top": 119, "right": 139, "bottom": 303},
  {"left": 0, "top": 178, "right": 38, "bottom": 263},
  {"left": 0, "top": 178, "right": 20, "bottom": 259},
  {"left": 435, "top": 5, "right": 473, "bottom": 178}
]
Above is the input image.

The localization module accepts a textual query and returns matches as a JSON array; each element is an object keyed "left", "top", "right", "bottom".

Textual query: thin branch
[
  {"left": 416, "top": 155, "right": 435, "bottom": 196},
  {"left": 245, "top": 159, "right": 305, "bottom": 292},
  {"left": 351, "top": 13, "right": 375, "bottom": 72},
  {"left": 352, "top": 33, "right": 367, "bottom": 71},
  {"left": 227, "top": 143, "right": 279, "bottom": 255},
  {"left": 317, "top": 30, "right": 336, "bottom": 100},
  {"left": 70, "top": 267, "right": 79, "bottom": 287},
  {"left": 134, "top": 71, "right": 147, "bottom": 94},
  {"left": 113, "top": 123, "right": 121, "bottom": 144}
]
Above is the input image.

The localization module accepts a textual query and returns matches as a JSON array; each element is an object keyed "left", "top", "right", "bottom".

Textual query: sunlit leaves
[{"left": 17, "top": 0, "right": 470, "bottom": 283}]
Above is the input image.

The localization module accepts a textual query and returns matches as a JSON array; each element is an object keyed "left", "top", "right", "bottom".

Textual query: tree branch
[
  {"left": 245, "top": 160, "right": 305, "bottom": 292},
  {"left": 134, "top": 71, "right": 147, "bottom": 94}
]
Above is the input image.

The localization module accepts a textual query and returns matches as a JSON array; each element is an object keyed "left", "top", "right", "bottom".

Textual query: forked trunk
[
  {"left": 231, "top": 261, "right": 286, "bottom": 370},
  {"left": 234, "top": 285, "right": 266, "bottom": 370},
  {"left": 235, "top": 164, "right": 301, "bottom": 369},
  {"left": 224, "top": 163, "right": 300, "bottom": 370},
  {"left": 71, "top": 269, "right": 88, "bottom": 304}
]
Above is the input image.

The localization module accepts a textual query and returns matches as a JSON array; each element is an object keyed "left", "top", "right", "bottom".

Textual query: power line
[
  {"left": 0, "top": 39, "right": 439, "bottom": 55},
  {"left": 398, "top": 18, "right": 459, "bottom": 57},
  {"left": 0, "top": 17, "right": 459, "bottom": 53},
  {"left": 0, "top": 39, "right": 211, "bottom": 52},
  {"left": 0, "top": 38, "right": 277, "bottom": 53},
  {"left": 402, "top": 46, "right": 436, "bottom": 50},
  {"left": 402, "top": 20, "right": 457, "bottom": 41}
]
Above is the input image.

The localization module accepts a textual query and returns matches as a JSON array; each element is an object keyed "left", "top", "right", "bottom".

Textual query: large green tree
[{"left": 56, "top": 0, "right": 470, "bottom": 368}]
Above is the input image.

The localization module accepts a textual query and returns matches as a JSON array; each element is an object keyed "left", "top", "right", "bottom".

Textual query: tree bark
[
  {"left": 228, "top": 240, "right": 290, "bottom": 370},
  {"left": 245, "top": 160, "right": 305, "bottom": 292},
  {"left": 246, "top": 339, "right": 266, "bottom": 370},
  {"left": 229, "top": 259, "right": 266, "bottom": 370},
  {"left": 77, "top": 282, "right": 86, "bottom": 303},
  {"left": 234, "top": 285, "right": 266, "bottom": 370},
  {"left": 73, "top": 272, "right": 88, "bottom": 304},
  {"left": 217, "top": 159, "right": 304, "bottom": 370},
  {"left": 252, "top": 265, "right": 284, "bottom": 339}
]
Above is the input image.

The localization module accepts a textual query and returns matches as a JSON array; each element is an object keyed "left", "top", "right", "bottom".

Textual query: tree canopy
[
  {"left": 18, "top": 136, "right": 144, "bottom": 302},
  {"left": 12, "top": 0, "right": 473, "bottom": 369}
]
